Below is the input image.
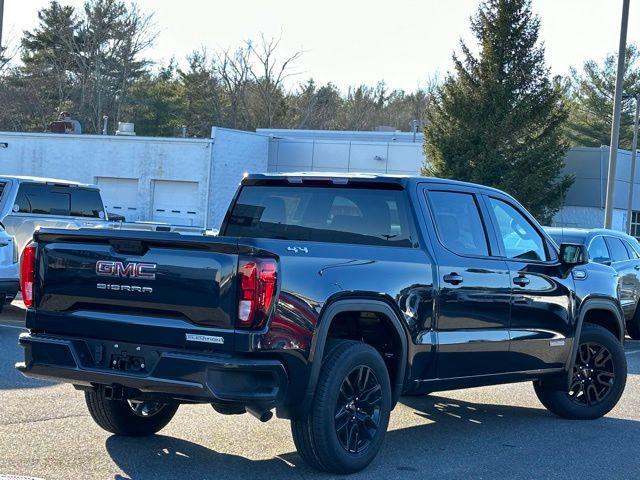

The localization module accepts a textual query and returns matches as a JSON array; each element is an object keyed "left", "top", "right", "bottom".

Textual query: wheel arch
[
  {"left": 302, "top": 298, "right": 409, "bottom": 415},
  {"left": 563, "top": 298, "right": 625, "bottom": 387}
]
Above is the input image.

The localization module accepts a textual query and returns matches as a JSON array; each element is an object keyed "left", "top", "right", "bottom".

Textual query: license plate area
[
  {"left": 110, "top": 352, "right": 147, "bottom": 372},
  {"left": 77, "top": 339, "right": 160, "bottom": 373}
]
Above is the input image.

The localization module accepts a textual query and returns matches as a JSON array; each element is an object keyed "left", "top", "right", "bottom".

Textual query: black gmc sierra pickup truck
[{"left": 17, "top": 173, "right": 627, "bottom": 473}]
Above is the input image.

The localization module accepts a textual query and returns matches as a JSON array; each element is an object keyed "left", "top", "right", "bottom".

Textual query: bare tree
[
  {"left": 112, "top": 3, "right": 157, "bottom": 126},
  {"left": 247, "top": 34, "right": 303, "bottom": 127},
  {"left": 58, "top": 0, "right": 156, "bottom": 132},
  {"left": 217, "top": 45, "right": 251, "bottom": 129}
]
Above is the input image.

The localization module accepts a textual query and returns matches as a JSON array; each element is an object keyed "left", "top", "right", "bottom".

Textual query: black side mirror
[{"left": 560, "top": 243, "right": 588, "bottom": 266}]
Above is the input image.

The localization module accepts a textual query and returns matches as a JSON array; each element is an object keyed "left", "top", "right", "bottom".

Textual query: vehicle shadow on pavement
[
  {"left": 0, "top": 326, "right": 53, "bottom": 390},
  {"left": 105, "top": 393, "right": 640, "bottom": 480},
  {"left": 625, "top": 339, "right": 640, "bottom": 374}
]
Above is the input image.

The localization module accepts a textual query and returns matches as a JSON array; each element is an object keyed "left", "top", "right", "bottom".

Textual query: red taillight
[
  {"left": 237, "top": 257, "right": 277, "bottom": 329},
  {"left": 20, "top": 242, "right": 37, "bottom": 308}
]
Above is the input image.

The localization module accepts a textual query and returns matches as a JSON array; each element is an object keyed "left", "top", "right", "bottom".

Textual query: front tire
[
  {"left": 85, "top": 387, "right": 179, "bottom": 436},
  {"left": 291, "top": 340, "right": 391, "bottom": 474},
  {"left": 534, "top": 324, "right": 626, "bottom": 420}
]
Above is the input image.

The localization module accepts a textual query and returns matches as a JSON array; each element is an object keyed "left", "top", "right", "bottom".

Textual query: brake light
[
  {"left": 237, "top": 257, "right": 277, "bottom": 329},
  {"left": 20, "top": 242, "right": 37, "bottom": 308}
]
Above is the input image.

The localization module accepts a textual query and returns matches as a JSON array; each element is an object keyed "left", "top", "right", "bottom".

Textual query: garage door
[
  {"left": 96, "top": 177, "right": 140, "bottom": 221},
  {"left": 152, "top": 180, "right": 201, "bottom": 226}
]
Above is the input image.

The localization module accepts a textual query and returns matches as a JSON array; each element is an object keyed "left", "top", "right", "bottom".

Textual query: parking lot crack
[{"left": 0, "top": 413, "right": 88, "bottom": 427}]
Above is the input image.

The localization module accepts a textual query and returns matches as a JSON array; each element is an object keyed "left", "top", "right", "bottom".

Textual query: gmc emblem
[{"left": 96, "top": 261, "right": 157, "bottom": 280}]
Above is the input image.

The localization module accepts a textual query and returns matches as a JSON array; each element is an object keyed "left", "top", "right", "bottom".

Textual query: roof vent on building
[{"left": 116, "top": 122, "right": 136, "bottom": 136}]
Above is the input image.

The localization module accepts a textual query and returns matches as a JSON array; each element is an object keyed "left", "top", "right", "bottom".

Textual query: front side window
[
  {"left": 225, "top": 185, "right": 414, "bottom": 247},
  {"left": 588, "top": 236, "right": 611, "bottom": 264},
  {"left": 489, "top": 198, "right": 547, "bottom": 261},
  {"left": 428, "top": 191, "right": 489, "bottom": 256}
]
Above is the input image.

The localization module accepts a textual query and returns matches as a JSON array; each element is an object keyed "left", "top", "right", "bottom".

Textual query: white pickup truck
[
  {"left": 0, "top": 176, "right": 109, "bottom": 309},
  {"left": 0, "top": 176, "right": 109, "bottom": 255}
]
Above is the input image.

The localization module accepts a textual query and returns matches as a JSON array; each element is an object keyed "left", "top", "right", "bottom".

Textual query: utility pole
[
  {"left": 604, "top": 0, "right": 630, "bottom": 229},
  {"left": 626, "top": 94, "right": 640, "bottom": 235},
  {"left": 0, "top": 0, "right": 4, "bottom": 53}
]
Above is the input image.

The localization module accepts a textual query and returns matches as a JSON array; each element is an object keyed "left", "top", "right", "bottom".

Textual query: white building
[
  {"left": 0, "top": 127, "right": 423, "bottom": 229},
  {"left": 2, "top": 126, "right": 635, "bottom": 233}
]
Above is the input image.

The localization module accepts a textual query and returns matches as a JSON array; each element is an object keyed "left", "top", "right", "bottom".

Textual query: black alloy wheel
[
  {"left": 533, "top": 324, "right": 627, "bottom": 420},
  {"left": 568, "top": 342, "right": 615, "bottom": 406},
  {"left": 334, "top": 365, "right": 383, "bottom": 454},
  {"left": 290, "top": 339, "right": 392, "bottom": 474}
]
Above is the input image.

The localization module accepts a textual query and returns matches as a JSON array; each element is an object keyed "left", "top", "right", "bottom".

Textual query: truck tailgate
[{"left": 29, "top": 229, "right": 248, "bottom": 349}]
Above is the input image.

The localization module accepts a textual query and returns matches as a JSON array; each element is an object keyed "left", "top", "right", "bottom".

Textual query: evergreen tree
[
  {"left": 124, "top": 62, "right": 183, "bottom": 137},
  {"left": 178, "top": 50, "right": 222, "bottom": 137},
  {"left": 424, "top": 0, "right": 572, "bottom": 223},
  {"left": 566, "top": 45, "right": 640, "bottom": 149}
]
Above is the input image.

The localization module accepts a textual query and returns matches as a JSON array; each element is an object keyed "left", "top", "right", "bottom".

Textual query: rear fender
[{"left": 300, "top": 298, "right": 408, "bottom": 416}]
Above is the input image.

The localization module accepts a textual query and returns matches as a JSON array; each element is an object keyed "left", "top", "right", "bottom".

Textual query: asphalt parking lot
[{"left": 2, "top": 304, "right": 640, "bottom": 480}]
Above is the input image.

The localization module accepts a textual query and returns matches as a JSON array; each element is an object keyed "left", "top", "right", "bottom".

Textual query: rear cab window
[
  {"left": 70, "top": 188, "right": 105, "bottom": 218},
  {"left": 15, "top": 183, "right": 104, "bottom": 218},
  {"left": 224, "top": 185, "right": 414, "bottom": 247}
]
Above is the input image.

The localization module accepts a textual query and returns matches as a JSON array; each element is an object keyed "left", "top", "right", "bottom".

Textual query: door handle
[
  {"left": 513, "top": 275, "right": 530, "bottom": 287},
  {"left": 443, "top": 273, "right": 464, "bottom": 285},
  {"left": 634, "top": 265, "right": 640, "bottom": 271}
]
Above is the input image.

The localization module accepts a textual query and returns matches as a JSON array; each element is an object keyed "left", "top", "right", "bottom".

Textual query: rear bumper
[{"left": 16, "top": 333, "right": 288, "bottom": 406}]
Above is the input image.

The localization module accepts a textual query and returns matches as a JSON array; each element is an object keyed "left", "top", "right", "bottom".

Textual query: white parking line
[
  {"left": 625, "top": 349, "right": 640, "bottom": 355},
  {"left": 0, "top": 323, "right": 25, "bottom": 330}
]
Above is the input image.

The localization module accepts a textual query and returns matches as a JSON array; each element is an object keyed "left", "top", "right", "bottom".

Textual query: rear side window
[
  {"left": 605, "top": 236, "right": 630, "bottom": 262},
  {"left": 428, "top": 191, "right": 489, "bottom": 256},
  {"left": 70, "top": 189, "right": 104, "bottom": 218},
  {"left": 15, "top": 184, "right": 70, "bottom": 216},
  {"left": 225, "top": 186, "right": 414, "bottom": 247},
  {"left": 624, "top": 240, "right": 640, "bottom": 259}
]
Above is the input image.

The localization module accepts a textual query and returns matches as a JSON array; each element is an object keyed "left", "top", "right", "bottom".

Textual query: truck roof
[
  {"left": 0, "top": 175, "right": 98, "bottom": 189},
  {"left": 243, "top": 172, "right": 510, "bottom": 196}
]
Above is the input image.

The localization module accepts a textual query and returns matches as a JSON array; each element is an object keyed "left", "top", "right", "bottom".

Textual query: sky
[{"left": 4, "top": 0, "right": 640, "bottom": 92}]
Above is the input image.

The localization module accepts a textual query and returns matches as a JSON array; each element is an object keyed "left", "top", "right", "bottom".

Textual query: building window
[{"left": 631, "top": 211, "right": 640, "bottom": 239}]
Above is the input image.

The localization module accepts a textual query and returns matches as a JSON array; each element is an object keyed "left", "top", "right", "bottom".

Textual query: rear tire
[
  {"left": 291, "top": 340, "right": 391, "bottom": 474},
  {"left": 85, "top": 387, "right": 179, "bottom": 436},
  {"left": 534, "top": 324, "right": 626, "bottom": 420}
]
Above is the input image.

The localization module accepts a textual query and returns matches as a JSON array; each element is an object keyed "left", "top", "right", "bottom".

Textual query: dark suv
[
  {"left": 18, "top": 174, "right": 627, "bottom": 474},
  {"left": 546, "top": 227, "right": 640, "bottom": 339}
]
